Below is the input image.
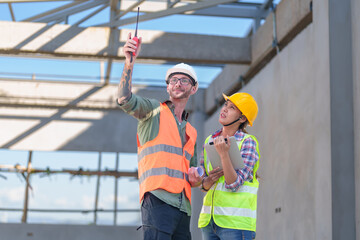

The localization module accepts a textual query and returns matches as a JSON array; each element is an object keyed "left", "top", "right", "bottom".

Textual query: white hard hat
[{"left": 165, "top": 63, "right": 198, "bottom": 90}]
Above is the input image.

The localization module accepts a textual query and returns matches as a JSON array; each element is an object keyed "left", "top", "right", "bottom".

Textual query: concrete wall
[
  {"left": 352, "top": 0, "right": 360, "bottom": 238},
  {"left": 204, "top": 0, "right": 360, "bottom": 238},
  {"left": 205, "top": 0, "right": 332, "bottom": 239},
  {"left": 0, "top": 223, "right": 142, "bottom": 240}
]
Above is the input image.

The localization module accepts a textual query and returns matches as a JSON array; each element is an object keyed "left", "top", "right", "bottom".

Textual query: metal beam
[
  {"left": 260, "top": 0, "right": 274, "bottom": 10},
  {"left": 187, "top": 5, "right": 269, "bottom": 19},
  {"left": 104, "top": 0, "right": 120, "bottom": 84},
  {"left": 4, "top": 0, "right": 268, "bottom": 20},
  {"left": 93, "top": 152, "right": 102, "bottom": 224},
  {"left": 100, "top": 0, "right": 238, "bottom": 27},
  {"left": 113, "top": 153, "right": 119, "bottom": 225},
  {"left": 73, "top": 3, "right": 108, "bottom": 26},
  {"left": 8, "top": 3, "right": 16, "bottom": 21},
  {"left": 34, "top": 0, "right": 107, "bottom": 23},
  {"left": 21, "top": 151, "right": 32, "bottom": 223},
  {"left": 114, "top": 2, "right": 270, "bottom": 19},
  {"left": 23, "top": 1, "right": 84, "bottom": 22},
  {"left": 168, "top": 0, "right": 180, "bottom": 8},
  {"left": 114, "top": 0, "right": 145, "bottom": 20}
]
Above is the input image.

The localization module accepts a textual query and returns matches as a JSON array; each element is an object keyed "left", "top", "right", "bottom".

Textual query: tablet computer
[{"left": 204, "top": 136, "right": 244, "bottom": 170}]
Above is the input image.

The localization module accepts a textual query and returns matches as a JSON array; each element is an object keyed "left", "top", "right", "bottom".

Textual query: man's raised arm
[{"left": 117, "top": 32, "right": 142, "bottom": 105}]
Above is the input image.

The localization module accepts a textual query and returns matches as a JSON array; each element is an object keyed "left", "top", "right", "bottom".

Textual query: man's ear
[{"left": 190, "top": 85, "right": 198, "bottom": 95}]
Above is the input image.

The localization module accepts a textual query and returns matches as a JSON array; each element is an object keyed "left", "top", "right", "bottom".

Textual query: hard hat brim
[{"left": 222, "top": 93, "right": 230, "bottom": 101}]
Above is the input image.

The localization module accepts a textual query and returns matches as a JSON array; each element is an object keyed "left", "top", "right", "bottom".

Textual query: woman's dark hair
[
  {"left": 238, "top": 119, "right": 248, "bottom": 133},
  {"left": 238, "top": 117, "right": 260, "bottom": 180}
]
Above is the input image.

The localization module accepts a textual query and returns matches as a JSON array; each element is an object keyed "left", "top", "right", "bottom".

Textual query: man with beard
[{"left": 117, "top": 33, "right": 202, "bottom": 240}]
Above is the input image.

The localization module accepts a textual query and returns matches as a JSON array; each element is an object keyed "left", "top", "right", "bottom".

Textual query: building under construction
[{"left": 0, "top": 0, "right": 359, "bottom": 239}]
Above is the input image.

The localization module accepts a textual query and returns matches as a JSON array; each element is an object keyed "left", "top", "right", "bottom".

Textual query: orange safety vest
[{"left": 137, "top": 102, "right": 197, "bottom": 203}]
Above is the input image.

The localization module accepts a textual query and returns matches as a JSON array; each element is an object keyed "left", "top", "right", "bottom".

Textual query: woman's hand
[{"left": 214, "top": 135, "right": 230, "bottom": 157}]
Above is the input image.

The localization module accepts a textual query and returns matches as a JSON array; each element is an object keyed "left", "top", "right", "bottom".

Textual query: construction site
[{"left": 0, "top": 0, "right": 359, "bottom": 239}]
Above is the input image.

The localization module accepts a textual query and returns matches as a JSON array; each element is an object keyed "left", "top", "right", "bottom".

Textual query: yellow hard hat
[{"left": 222, "top": 92, "right": 258, "bottom": 126}]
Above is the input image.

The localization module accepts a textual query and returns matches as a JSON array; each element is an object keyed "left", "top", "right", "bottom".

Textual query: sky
[{"left": 0, "top": 0, "right": 280, "bottom": 226}]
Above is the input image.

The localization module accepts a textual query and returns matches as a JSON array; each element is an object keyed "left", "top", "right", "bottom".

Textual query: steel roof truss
[
  {"left": 73, "top": 3, "right": 108, "bottom": 26},
  {"left": 114, "top": 0, "right": 146, "bottom": 20},
  {"left": 99, "top": 0, "right": 239, "bottom": 27},
  {"left": 188, "top": 5, "right": 269, "bottom": 19},
  {"left": 34, "top": 0, "right": 107, "bottom": 23},
  {"left": 23, "top": 1, "right": 85, "bottom": 22}
]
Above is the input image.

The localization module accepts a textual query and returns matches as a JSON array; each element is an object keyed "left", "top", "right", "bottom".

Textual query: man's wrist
[
  {"left": 117, "top": 93, "right": 132, "bottom": 106},
  {"left": 125, "top": 59, "right": 135, "bottom": 67}
]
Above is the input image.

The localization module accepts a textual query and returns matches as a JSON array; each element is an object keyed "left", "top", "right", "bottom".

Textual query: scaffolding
[{"left": 0, "top": 150, "right": 139, "bottom": 225}]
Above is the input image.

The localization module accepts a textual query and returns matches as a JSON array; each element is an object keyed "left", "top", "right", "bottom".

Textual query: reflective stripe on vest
[
  {"left": 138, "top": 167, "right": 189, "bottom": 184},
  {"left": 137, "top": 102, "right": 197, "bottom": 203},
  {"left": 200, "top": 205, "right": 257, "bottom": 219},
  {"left": 213, "top": 183, "right": 258, "bottom": 195},
  {"left": 198, "top": 134, "right": 260, "bottom": 232},
  {"left": 138, "top": 144, "right": 193, "bottom": 162}
]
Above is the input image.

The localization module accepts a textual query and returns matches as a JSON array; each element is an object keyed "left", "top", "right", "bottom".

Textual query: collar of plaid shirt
[{"left": 211, "top": 129, "right": 246, "bottom": 141}]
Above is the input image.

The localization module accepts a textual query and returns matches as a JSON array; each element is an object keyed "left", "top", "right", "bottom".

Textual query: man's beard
[{"left": 169, "top": 87, "right": 192, "bottom": 99}]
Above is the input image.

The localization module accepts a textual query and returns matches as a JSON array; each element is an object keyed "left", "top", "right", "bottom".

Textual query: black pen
[{"left": 209, "top": 138, "right": 228, "bottom": 145}]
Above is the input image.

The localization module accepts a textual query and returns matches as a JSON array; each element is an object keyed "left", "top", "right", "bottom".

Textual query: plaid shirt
[{"left": 200, "top": 129, "right": 259, "bottom": 192}]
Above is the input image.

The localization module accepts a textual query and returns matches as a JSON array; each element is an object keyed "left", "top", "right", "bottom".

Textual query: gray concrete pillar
[
  {"left": 189, "top": 109, "right": 206, "bottom": 240},
  {"left": 188, "top": 90, "right": 206, "bottom": 240},
  {"left": 329, "top": 0, "right": 356, "bottom": 239},
  {"left": 351, "top": 0, "right": 360, "bottom": 238}
]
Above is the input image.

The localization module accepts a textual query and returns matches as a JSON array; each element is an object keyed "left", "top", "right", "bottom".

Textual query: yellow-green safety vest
[{"left": 198, "top": 134, "right": 260, "bottom": 232}]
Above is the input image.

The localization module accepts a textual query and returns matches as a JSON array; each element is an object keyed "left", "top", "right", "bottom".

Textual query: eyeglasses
[{"left": 167, "top": 77, "right": 193, "bottom": 86}]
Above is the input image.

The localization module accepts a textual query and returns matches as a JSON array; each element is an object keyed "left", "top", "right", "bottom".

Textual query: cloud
[
  {"left": 98, "top": 193, "right": 140, "bottom": 209},
  {"left": 81, "top": 195, "right": 94, "bottom": 209},
  {"left": 0, "top": 187, "right": 24, "bottom": 206},
  {"left": 54, "top": 197, "right": 70, "bottom": 207}
]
